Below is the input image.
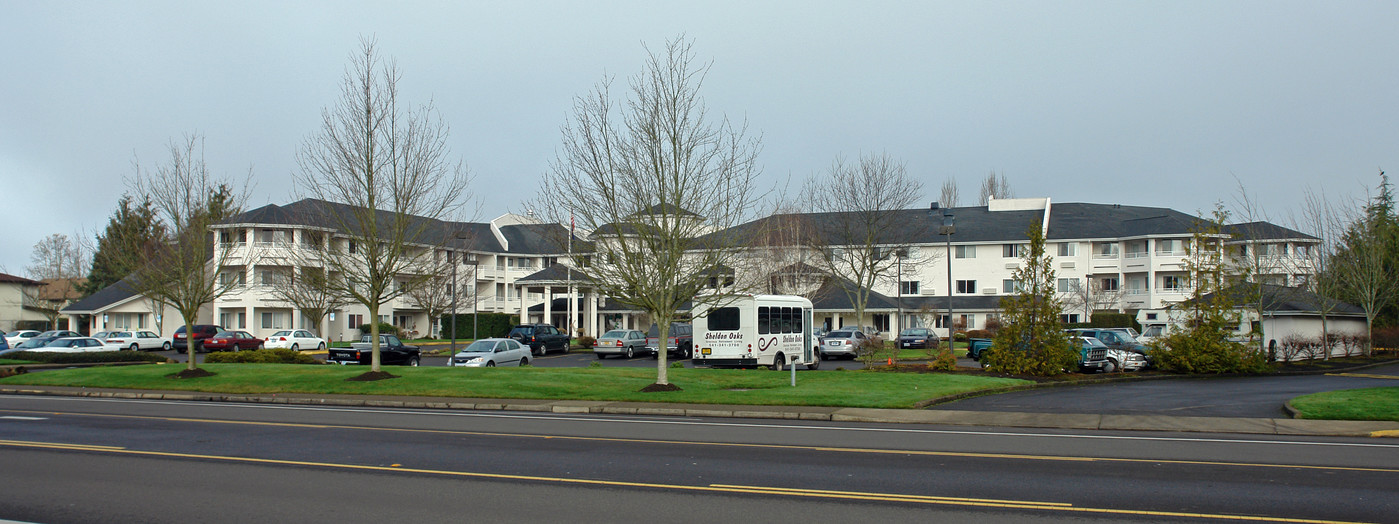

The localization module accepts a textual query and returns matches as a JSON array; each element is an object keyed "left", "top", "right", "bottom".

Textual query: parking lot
[{"left": 154, "top": 347, "right": 876, "bottom": 370}]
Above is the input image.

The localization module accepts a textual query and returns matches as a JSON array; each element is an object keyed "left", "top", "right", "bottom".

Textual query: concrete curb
[{"left": 3, "top": 384, "right": 1397, "bottom": 438}]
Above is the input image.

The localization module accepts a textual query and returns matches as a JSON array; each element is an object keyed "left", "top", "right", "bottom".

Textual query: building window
[
  {"left": 1155, "top": 239, "right": 1178, "bottom": 254},
  {"left": 1058, "top": 243, "right": 1076, "bottom": 257},
  {"left": 1057, "top": 278, "right": 1080, "bottom": 293},
  {"left": 959, "top": 314, "right": 975, "bottom": 329},
  {"left": 1003, "top": 279, "right": 1016, "bottom": 293},
  {"left": 1162, "top": 275, "right": 1184, "bottom": 291},
  {"left": 1095, "top": 243, "right": 1120, "bottom": 258},
  {"left": 900, "top": 281, "right": 920, "bottom": 295},
  {"left": 1060, "top": 313, "right": 1081, "bottom": 323},
  {"left": 348, "top": 314, "right": 363, "bottom": 330},
  {"left": 957, "top": 280, "right": 976, "bottom": 294},
  {"left": 261, "top": 312, "right": 285, "bottom": 329},
  {"left": 1101, "top": 277, "right": 1119, "bottom": 292},
  {"left": 348, "top": 240, "right": 357, "bottom": 254},
  {"left": 954, "top": 245, "right": 976, "bottom": 259},
  {"left": 1002, "top": 244, "right": 1025, "bottom": 257},
  {"left": 238, "top": 312, "right": 246, "bottom": 329}
]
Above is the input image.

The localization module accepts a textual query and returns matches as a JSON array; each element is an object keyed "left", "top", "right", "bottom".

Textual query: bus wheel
[
  {"left": 771, "top": 354, "right": 785, "bottom": 371},
  {"left": 806, "top": 353, "right": 820, "bottom": 370}
]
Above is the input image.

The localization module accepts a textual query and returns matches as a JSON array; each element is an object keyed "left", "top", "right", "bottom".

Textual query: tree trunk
[
  {"left": 369, "top": 303, "right": 382, "bottom": 372},
  {"left": 655, "top": 321, "right": 670, "bottom": 385}
]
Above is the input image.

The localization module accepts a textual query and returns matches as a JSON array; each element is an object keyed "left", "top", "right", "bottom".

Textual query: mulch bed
[
  {"left": 169, "top": 368, "right": 217, "bottom": 379},
  {"left": 640, "top": 383, "right": 683, "bottom": 392},
  {"left": 346, "top": 371, "right": 400, "bottom": 382}
]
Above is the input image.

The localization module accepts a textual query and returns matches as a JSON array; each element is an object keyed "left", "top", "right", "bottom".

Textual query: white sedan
[
  {"left": 4, "top": 330, "right": 40, "bottom": 346},
  {"left": 29, "top": 337, "right": 109, "bottom": 353},
  {"left": 448, "top": 338, "right": 531, "bottom": 367},
  {"left": 264, "top": 330, "right": 326, "bottom": 351},
  {"left": 102, "top": 330, "right": 172, "bottom": 351}
]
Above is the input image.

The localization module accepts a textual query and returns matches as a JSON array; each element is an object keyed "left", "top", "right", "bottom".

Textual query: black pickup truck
[{"left": 326, "top": 334, "right": 421, "bottom": 366}]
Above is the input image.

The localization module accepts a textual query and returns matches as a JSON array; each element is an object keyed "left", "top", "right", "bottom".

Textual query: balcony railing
[{"left": 1124, "top": 251, "right": 1149, "bottom": 259}]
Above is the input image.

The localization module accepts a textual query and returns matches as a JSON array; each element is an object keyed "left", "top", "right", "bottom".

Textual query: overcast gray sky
[{"left": 3, "top": 1, "right": 1396, "bottom": 276}]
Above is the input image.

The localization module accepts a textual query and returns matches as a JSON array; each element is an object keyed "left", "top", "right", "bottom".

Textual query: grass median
[
  {"left": 1289, "top": 387, "right": 1399, "bottom": 422},
  {"left": 0, "top": 363, "right": 1027, "bottom": 409}
]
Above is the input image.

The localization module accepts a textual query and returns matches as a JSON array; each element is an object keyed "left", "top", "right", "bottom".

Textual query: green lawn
[
  {"left": 0, "top": 363, "right": 1027, "bottom": 409},
  {"left": 1289, "top": 387, "right": 1399, "bottom": 422},
  {"left": 0, "top": 359, "right": 36, "bottom": 365}
]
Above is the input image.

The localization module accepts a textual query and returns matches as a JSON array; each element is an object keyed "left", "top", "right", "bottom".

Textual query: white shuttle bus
[{"left": 692, "top": 294, "right": 820, "bottom": 370}]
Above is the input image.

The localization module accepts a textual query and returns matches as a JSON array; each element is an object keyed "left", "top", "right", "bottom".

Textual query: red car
[{"left": 202, "top": 330, "right": 263, "bottom": 352}]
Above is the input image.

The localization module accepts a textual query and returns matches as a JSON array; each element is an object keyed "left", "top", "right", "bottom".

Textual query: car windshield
[
  {"left": 18, "top": 340, "right": 46, "bottom": 348},
  {"left": 461, "top": 340, "right": 496, "bottom": 353},
  {"left": 6, "top": 331, "right": 26, "bottom": 337},
  {"left": 602, "top": 330, "right": 627, "bottom": 338},
  {"left": 509, "top": 327, "right": 534, "bottom": 335},
  {"left": 272, "top": 331, "right": 292, "bottom": 337},
  {"left": 828, "top": 330, "right": 855, "bottom": 338},
  {"left": 49, "top": 339, "right": 78, "bottom": 347},
  {"left": 214, "top": 331, "right": 237, "bottom": 338},
  {"left": 900, "top": 329, "right": 929, "bottom": 336}
]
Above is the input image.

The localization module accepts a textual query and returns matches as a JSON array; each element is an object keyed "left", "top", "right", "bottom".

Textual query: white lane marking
[
  {"left": 5, "top": 394, "right": 1399, "bottom": 450},
  {"left": 0, "top": 416, "right": 48, "bottom": 421}
]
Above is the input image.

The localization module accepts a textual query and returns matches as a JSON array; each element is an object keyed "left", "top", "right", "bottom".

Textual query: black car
[
  {"left": 507, "top": 324, "right": 570, "bottom": 356},
  {"left": 173, "top": 325, "right": 224, "bottom": 352},
  {"left": 896, "top": 328, "right": 938, "bottom": 350}
]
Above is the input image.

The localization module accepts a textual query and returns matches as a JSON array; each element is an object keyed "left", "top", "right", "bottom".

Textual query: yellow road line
[
  {"left": 0, "top": 439, "right": 1369, "bottom": 524},
  {"left": 6, "top": 408, "right": 1399, "bottom": 474}
]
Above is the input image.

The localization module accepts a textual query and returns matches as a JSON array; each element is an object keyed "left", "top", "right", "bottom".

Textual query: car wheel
[
  {"left": 129, "top": 343, "right": 139, "bottom": 352},
  {"left": 257, "top": 342, "right": 264, "bottom": 350},
  {"left": 533, "top": 345, "right": 543, "bottom": 357},
  {"left": 772, "top": 354, "right": 785, "bottom": 371},
  {"left": 682, "top": 346, "right": 692, "bottom": 359},
  {"left": 625, "top": 346, "right": 634, "bottom": 359},
  {"left": 806, "top": 352, "right": 820, "bottom": 370},
  {"left": 519, "top": 357, "right": 529, "bottom": 367},
  {"left": 485, "top": 361, "right": 495, "bottom": 367},
  {"left": 317, "top": 342, "right": 326, "bottom": 350},
  {"left": 1103, "top": 359, "right": 1118, "bottom": 373},
  {"left": 408, "top": 356, "right": 420, "bottom": 367},
  {"left": 980, "top": 358, "right": 991, "bottom": 370},
  {"left": 291, "top": 343, "right": 299, "bottom": 351},
  {"left": 162, "top": 342, "right": 171, "bottom": 351},
  {"left": 561, "top": 342, "right": 570, "bottom": 354},
  {"left": 651, "top": 350, "right": 659, "bottom": 360}
]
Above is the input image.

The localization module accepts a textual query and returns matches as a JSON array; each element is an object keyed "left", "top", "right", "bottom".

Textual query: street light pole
[
  {"left": 937, "top": 203, "right": 956, "bottom": 343},
  {"left": 450, "top": 252, "right": 458, "bottom": 352}
]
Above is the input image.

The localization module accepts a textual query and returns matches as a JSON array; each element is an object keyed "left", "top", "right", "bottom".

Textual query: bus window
[
  {"left": 782, "top": 307, "right": 794, "bottom": 333},
  {"left": 758, "top": 306, "right": 769, "bottom": 335},
  {"left": 709, "top": 307, "right": 741, "bottom": 331}
]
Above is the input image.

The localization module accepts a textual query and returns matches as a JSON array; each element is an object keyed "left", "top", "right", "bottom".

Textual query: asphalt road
[
  {"left": 935, "top": 361, "right": 1399, "bottom": 418},
  {"left": 0, "top": 394, "right": 1394, "bottom": 523}
]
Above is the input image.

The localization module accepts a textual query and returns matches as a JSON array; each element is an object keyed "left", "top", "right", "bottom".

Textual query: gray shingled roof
[
  {"left": 1223, "top": 221, "right": 1318, "bottom": 241},
  {"left": 515, "top": 264, "right": 593, "bottom": 284},
  {"left": 62, "top": 278, "right": 140, "bottom": 313},
  {"left": 220, "top": 199, "right": 583, "bottom": 255},
  {"left": 1195, "top": 284, "right": 1365, "bottom": 316}
]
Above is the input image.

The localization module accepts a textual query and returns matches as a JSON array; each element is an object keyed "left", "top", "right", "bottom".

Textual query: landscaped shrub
[
  {"left": 439, "top": 313, "right": 518, "bottom": 339},
  {"left": 964, "top": 329, "right": 994, "bottom": 340},
  {"left": 358, "top": 322, "right": 401, "bottom": 337},
  {"left": 1276, "top": 335, "right": 1320, "bottom": 362},
  {"left": 855, "top": 338, "right": 890, "bottom": 367},
  {"left": 1, "top": 351, "right": 168, "bottom": 365},
  {"left": 928, "top": 348, "right": 957, "bottom": 371},
  {"left": 576, "top": 336, "right": 596, "bottom": 349},
  {"left": 1371, "top": 326, "right": 1399, "bottom": 351},
  {"left": 1148, "top": 332, "right": 1270, "bottom": 374},
  {"left": 204, "top": 348, "right": 319, "bottom": 364},
  {"left": 1089, "top": 312, "right": 1141, "bottom": 332},
  {"left": 952, "top": 332, "right": 968, "bottom": 342},
  {"left": 983, "top": 317, "right": 1003, "bottom": 334},
  {"left": 981, "top": 339, "right": 1078, "bottom": 376}
]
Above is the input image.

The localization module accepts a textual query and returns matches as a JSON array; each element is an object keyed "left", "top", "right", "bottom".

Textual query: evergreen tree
[
  {"left": 82, "top": 195, "right": 167, "bottom": 295},
  {"left": 984, "top": 224, "right": 1076, "bottom": 375}
]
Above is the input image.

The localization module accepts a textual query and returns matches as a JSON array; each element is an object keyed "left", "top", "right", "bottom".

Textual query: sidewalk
[{"left": 3, "top": 384, "right": 1395, "bottom": 438}]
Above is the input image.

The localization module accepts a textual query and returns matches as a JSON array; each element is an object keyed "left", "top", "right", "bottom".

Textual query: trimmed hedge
[
  {"left": 440, "top": 313, "right": 518, "bottom": 339},
  {"left": 357, "top": 322, "right": 401, "bottom": 337},
  {"left": 204, "top": 348, "right": 319, "bottom": 364},
  {"left": 1, "top": 351, "right": 168, "bottom": 364}
]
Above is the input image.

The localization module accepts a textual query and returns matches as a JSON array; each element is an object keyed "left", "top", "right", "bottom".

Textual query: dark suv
[
  {"left": 645, "top": 322, "right": 694, "bottom": 359},
  {"left": 173, "top": 325, "right": 224, "bottom": 352},
  {"left": 507, "top": 324, "right": 570, "bottom": 356}
]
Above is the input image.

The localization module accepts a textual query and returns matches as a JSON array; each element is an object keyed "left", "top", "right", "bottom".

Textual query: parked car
[
  {"left": 447, "top": 338, "right": 531, "bottom": 367},
  {"left": 4, "top": 330, "right": 41, "bottom": 347},
  {"left": 507, "top": 324, "right": 571, "bottom": 356},
  {"left": 966, "top": 338, "right": 995, "bottom": 360},
  {"left": 645, "top": 322, "right": 694, "bottom": 359},
  {"left": 1066, "top": 328, "right": 1151, "bottom": 371},
  {"left": 263, "top": 330, "right": 326, "bottom": 351},
  {"left": 91, "top": 331, "right": 113, "bottom": 342},
  {"left": 28, "top": 337, "right": 109, "bottom": 353},
  {"left": 896, "top": 328, "right": 938, "bottom": 350},
  {"left": 818, "top": 329, "right": 875, "bottom": 360},
  {"left": 977, "top": 336, "right": 1112, "bottom": 372},
  {"left": 102, "top": 330, "right": 171, "bottom": 351},
  {"left": 596, "top": 329, "right": 648, "bottom": 359},
  {"left": 172, "top": 325, "right": 224, "bottom": 352},
  {"left": 327, "top": 334, "right": 421, "bottom": 366},
  {"left": 203, "top": 330, "right": 263, "bottom": 352}
]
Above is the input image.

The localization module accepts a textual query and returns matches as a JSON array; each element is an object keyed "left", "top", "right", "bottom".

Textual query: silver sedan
[
  {"left": 595, "top": 329, "right": 648, "bottom": 359},
  {"left": 448, "top": 338, "right": 531, "bottom": 367}
]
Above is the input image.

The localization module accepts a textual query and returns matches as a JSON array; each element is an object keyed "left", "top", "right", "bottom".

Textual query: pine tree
[
  {"left": 984, "top": 224, "right": 1076, "bottom": 375},
  {"left": 82, "top": 195, "right": 167, "bottom": 295}
]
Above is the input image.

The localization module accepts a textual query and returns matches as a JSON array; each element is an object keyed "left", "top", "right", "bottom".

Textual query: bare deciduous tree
[
  {"left": 799, "top": 152, "right": 930, "bottom": 331},
  {"left": 263, "top": 261, "right": 348, "bottom": 342},
  {"left": 295, "top": 38, "right": 473, "bottom": 375},
  {"left": 403, "top": 250, "right": 475, "bottom": 339},
  {"left": 538, "top": 37, "right": 763, "bottom": 389},
  {"left": 126, "top": 133, "right": 249, "bottom": 375},
  {"left": 977, "top": 171, "right": 1013, "bottom": 205},
  {"left": 26, "top": 234, "right": 88, "bottom": 281},
  {"left": 1287, "top": 188, "right": 1347, "bottom": 359},
  {"left": 938, "top": 179, "right": 960, "bottom": 208},
  {"left": 1330, "top": 171, "right": 1399, "bottom": 356}
]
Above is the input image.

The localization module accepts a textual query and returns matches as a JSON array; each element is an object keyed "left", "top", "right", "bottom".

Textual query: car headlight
[{"left": 468, "top": 357, "right": 485, "bottom": 363}]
